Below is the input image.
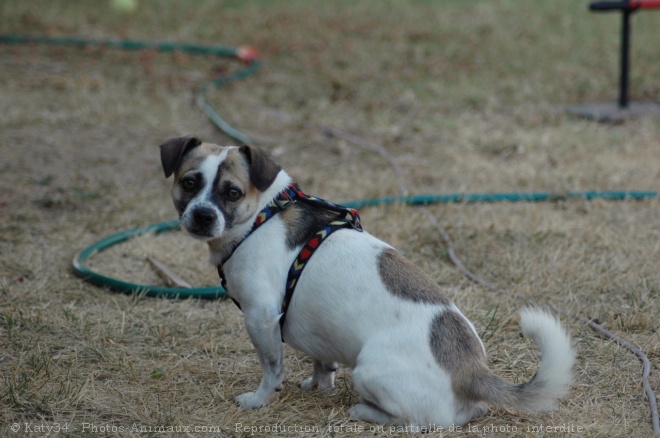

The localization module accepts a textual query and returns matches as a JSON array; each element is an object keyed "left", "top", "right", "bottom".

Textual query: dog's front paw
[{"left": 235, "top": 391, "right": 274, "bottom": 410}]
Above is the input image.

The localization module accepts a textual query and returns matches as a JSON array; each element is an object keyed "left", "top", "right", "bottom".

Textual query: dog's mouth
[
  {"left": 183, "top": 225, "right": 216, "bottom": 240},
  {"left": 180, "top": 218, "right": 220, "bottom": 241}
]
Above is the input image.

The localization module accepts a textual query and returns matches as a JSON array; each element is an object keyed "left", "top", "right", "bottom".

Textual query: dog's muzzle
[{"left": 182, "top": 205, "right": 222, "bottom": 239}]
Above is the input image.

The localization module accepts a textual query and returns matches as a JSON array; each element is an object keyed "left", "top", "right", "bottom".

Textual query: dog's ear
[
  {"left": 159, "top": 136, "right": 202, "bottom": 178},
  {"left": 239, "top": 145, "right": 282, "bottom": 192}
]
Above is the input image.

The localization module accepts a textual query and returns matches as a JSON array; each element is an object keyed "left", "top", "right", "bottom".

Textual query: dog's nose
[{"left": 193, "top": 207, "right": 217, "bottom": 226}]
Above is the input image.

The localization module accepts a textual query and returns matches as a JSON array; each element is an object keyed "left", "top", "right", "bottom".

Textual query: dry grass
[{"left": 1, "top": 0, "right": 659, "bottom": 436}]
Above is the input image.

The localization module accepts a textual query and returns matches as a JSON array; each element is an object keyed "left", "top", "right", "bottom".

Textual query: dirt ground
[{"left": 1, "top": 1, "right": 659, "bottom": 437}]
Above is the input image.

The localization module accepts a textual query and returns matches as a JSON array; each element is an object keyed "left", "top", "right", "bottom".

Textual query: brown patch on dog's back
[
  {"left": 279, "top": 202, "right": 342, "bottom": 250},
  {"left": 430, "top": 311, "right": 495, "bottom": 402},
  {"left": 378, "top": 248, "right": 450, "bottom": 305},
  {"left": 430, "top": 311, "right": 545, "bottom": 406},
  {"left": 429, "top": 311, "right": 485, "bottom": 374}
]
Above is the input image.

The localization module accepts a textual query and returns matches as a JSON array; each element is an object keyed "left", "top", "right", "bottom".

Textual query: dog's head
[{"left": 159, "top": 136, "right": 283, "bottom": 241}]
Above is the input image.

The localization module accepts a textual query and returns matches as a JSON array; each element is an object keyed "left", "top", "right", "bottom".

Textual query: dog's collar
[{"left": 217, "top": 183, "right": 363, "bottom": 338}]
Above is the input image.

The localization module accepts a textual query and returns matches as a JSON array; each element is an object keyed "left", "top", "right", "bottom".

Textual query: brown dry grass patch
[{"left": 1, "top": 1, "right": 659, "bottom": 437}]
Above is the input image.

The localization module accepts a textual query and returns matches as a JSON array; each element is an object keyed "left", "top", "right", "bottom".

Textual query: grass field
[{"left": 1, "top": 1, "right": 659, "bottom": 436}]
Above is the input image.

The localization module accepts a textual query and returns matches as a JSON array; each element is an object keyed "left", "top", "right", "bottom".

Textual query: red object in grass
[
  {"left": 236, "top": 45, "right": 260, "bottom": 63},
  {"left": 631, "top": 0, "right": 660, "bottom": 7},
  {"left": 591, "top": 0, "right": 660, "bottom": 9}
]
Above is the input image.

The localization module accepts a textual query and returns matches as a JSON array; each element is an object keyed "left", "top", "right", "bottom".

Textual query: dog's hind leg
[
  {"left": 348, "top": 401, "right": 400, "bottom": 425},
  {"left": 349, "top": 338, "right": 459, "bottom": 428},
  {"left": 349, "top": 362, "right": 406, "bottom": 426},
  {"left": 300, "top": 359, "right": 337, "bottom": 391}
]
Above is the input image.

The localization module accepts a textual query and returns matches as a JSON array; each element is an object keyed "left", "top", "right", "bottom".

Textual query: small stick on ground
[
  {"left": 147, "top": 255, "right": 192, "bottom": 288},
  {"left": 581, "top": 316, "right": 660, "bottom": 438}
]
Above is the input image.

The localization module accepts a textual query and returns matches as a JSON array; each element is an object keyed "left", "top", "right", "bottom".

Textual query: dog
[{"left": 159, "top": 135, "right": 575, "bottom": 428}]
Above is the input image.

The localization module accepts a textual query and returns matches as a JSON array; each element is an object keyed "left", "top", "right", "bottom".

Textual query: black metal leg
[
  {"left": 567, "top": 1, "right": 660, "bottom": 121},
  {"left": 619, "top": 9, "right": 632, "bottom": 108}
]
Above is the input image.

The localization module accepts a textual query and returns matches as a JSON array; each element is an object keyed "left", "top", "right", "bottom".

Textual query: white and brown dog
[{"left": 159, "top": 136, "right": 575, "bottom": 428}]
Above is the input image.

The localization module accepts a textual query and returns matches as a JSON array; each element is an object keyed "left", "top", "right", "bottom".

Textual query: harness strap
[
  {"left": 217, "top": 183, "right": 362, "bottom": 338},
  {"left": 252, "top": 183, "right": 298, "bottom": 228},
  {"left": 217, "top": 265, "right": 241, "bottom": 309},
  {"left": 280, "top": 215, "right": 361, "bottom": 329}
]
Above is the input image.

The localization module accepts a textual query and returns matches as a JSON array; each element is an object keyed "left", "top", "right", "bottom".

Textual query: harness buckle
[
  {"left": 273, "top": 194, "right": 292, "bottom": 210},
  {"left": 273, "top": 184, "right": 298, "bottom": 210},
  {"left": 347, "top": 209, "right": 363, "bottom": 231}
]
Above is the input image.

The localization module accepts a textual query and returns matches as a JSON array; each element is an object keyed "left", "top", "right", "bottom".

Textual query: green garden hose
[
  {"left": 70, "top": 190, "right": 657, "bottom": 299},
  {"left": 343, "top": 190, "right": 658, "bottom": 207},
  {"left": 3, "top": 34, "right": 657, "bottom": 299},
  {"left": 71, "top": 220, "right": 226, "bottom": 299}
]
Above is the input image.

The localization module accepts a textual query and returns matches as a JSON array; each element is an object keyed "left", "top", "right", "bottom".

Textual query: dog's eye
[
  {"left": 181, "top": 177, "right": 197, "bottom": 192},
  {"left": 226, "top": 187, "right": 242, "bottom": 201}
]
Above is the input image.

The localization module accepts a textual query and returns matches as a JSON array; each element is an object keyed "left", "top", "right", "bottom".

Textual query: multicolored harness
[{"left": 217, "top": 182, "right": 362, "bottom": 331}]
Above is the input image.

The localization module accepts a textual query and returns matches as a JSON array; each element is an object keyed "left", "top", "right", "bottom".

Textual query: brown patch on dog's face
[
  {"left": 378, "top": 248, "right": 451, "bottom": 305},
  {"left": 171, "top": 143, "right": 222, "bottom": 179},
  {"left": 212, "top": 147, "right": 262, "bottom": 228}
]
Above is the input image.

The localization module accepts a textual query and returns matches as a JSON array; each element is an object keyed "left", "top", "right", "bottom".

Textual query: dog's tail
[{"left": 474, "top": 308, "right": 575, "bottom": 411}]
